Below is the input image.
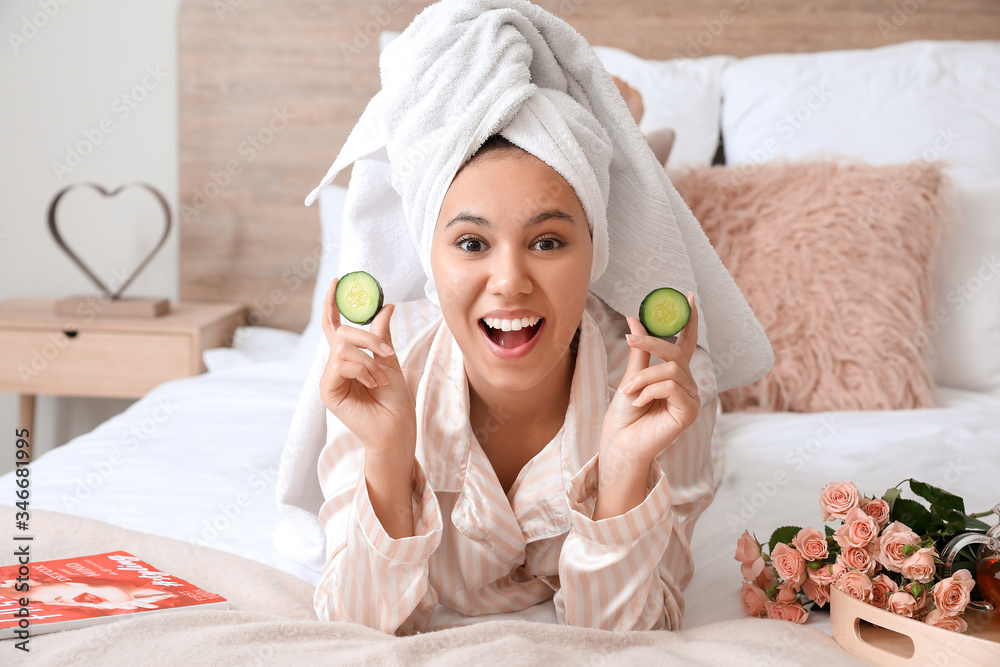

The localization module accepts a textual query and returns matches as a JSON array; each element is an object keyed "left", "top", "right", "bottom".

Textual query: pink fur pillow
[{"left": 669, "top": 160, "right": 952, "bottom": 412}]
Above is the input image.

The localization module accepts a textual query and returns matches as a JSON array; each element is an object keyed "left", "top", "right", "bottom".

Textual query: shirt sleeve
[
  {"left": 553, "top": 346, "right": 721, "bottom": 630},
  {"left": 313, "top": 415, "right": 444, "bottom": 636}
]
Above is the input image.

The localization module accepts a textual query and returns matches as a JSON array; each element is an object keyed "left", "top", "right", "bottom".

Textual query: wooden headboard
[{"left": 178, "top": 0, "right": 1000, "bottom": 332}]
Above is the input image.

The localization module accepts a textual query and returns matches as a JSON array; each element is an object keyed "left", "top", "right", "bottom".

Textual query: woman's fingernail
[
  {"left": 625, "top": 334, "right": 640, "bottom": 344},
  {"left": 379, "top": 373, "right": 389, "bottom": 385},
  {"left": 380, "top": 343, "right": 395, "bottom": 356},
  {"left": 620, "top": 381, "right": 633, "bottom": 394},
  {"left": 632, "top": 397, "right": 643, "bottom": 407}
]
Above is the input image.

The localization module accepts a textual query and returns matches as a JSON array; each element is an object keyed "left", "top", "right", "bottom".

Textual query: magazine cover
[{"left": 0, "top": 550, "right": 228, "bottom": 638}]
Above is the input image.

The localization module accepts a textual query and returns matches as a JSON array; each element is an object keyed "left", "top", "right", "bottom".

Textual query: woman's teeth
[{"left": 483, "top": 316, "right": 540, "bottom": 331}]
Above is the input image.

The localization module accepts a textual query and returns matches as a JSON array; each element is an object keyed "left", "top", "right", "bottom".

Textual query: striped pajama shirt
[{"left": 314, "top": 293, "right": 722, "bottom": 635}]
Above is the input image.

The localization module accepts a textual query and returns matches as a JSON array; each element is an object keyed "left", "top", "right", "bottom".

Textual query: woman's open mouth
[{"left": 478, "top": 316, "right": 544, "bottom": 360}]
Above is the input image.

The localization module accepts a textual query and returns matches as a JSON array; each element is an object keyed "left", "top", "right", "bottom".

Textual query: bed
[{"left": 3, "top": 0, "right": 1000, "bottom": 664}]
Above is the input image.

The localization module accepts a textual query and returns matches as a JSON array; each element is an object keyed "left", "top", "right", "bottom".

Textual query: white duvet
[{"left": 1, "top": 326, "right": 998, "bottom": 635}]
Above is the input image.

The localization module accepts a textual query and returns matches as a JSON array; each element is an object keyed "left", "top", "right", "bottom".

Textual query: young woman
[{"left": 313, "top": 134, "right": 721, "bottom": 635}]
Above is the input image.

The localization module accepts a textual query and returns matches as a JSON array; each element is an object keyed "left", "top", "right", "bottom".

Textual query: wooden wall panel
[{"left": 179, "top": 0, "right": 1000, "bottom": 332}]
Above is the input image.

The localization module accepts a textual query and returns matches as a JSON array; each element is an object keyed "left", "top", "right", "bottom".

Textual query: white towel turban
[{"left": 304, "top": 0, "right": 773, "bottom": 392}]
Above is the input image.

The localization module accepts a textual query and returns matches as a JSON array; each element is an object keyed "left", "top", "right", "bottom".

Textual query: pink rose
[
  {"left": 860, "top": 497, "right": 891, "bottom": 529},
  {"left": 740, "top": 581, "right": 769, "bottom": 618},
  {"left": 838, "top": 544, "right": 879, "bottom": 575},
  {"left": 834, "top": 507, "right": 879, "bottom": 548},
  {"left": 924, "top": 608, "right": 968, "bottom": 633},
  {"left": 932, "top": 570, "right": 976, "bottom": 616},
  {"left": 900, "top": 548, "right": 936, "bottom": 584},
  {"left": 870, "top": 574, "right": 898, "bottom": 610},
  {"left": 774, "top": 583, "right": 797, "bottom": 604},
  {"left": 802, "top": 579, "right": 830, "bottom": 608},
  {"left": 756, "top": 562, "right": 778, "bottom": 591},
  {"left": 771, "top": 543, "right": 807, "bottom": 588},
  {"left": 835, "top": 571, "right": 873, "bottom": 602},
  {"left": 735, "top": 530, "right": 762, "bottom": 564},
  {"left": 819, "top": 481, "right": 861, "bottom": 521},
  {"left": 741, "top": 555, "right": 766, "bottom": 582},
  {"left": 808, "top": 562, "right": 838, "bottom": 586},
  {"left": 888, "top": 591, "right": 918, "bottom": 618},
  {"left": 765, "top": 600, "right": 809, "bottom": 624},
  {"left": 792, "top": 527, "right": 829, "bottom": 561},
  {"left": 877, "top": 522, "right": 921, "bottom": 573}
]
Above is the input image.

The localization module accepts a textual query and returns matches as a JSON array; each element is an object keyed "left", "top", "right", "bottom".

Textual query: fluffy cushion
[{"left": 669, "top": 160, "right": 952, "bottom": 412}]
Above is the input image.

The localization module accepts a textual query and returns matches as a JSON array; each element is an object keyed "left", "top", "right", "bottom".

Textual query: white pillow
[
  {"left": 293, "top": 184, "right": 348, "bottom": 367},
  {"left": 720, "top": 40, "right": 1000, "bottom": 185},
  {"left": 591, "top": 46, "right": 734, "bottom": 167},
  {"left": 931, "top": 180, "right": 1000, "bottom": 393},
  {"left": 381, "top": 31, "right": 733, "bottom": 168}
]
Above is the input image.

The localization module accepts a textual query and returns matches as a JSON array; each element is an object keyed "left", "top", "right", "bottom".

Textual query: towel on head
[{"left": 276, "top": 0, "right": 773, "bottom": 573}]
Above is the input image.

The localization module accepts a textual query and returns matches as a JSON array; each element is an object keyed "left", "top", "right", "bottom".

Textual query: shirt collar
[{"left": 414, "top": 305, "right": 609, "bottom": 557}]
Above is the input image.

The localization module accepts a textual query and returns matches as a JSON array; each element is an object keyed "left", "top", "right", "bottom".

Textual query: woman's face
[
  {"left": 431, "top": 149, "right": 593, "bottom": 393},
  {"left": 31, "top": 582, "right": 138, "bottom": 606}
]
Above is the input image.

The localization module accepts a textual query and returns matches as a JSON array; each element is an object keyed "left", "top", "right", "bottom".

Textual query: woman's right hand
[{"left": 319, "top": 277, "right": 416, "bottom": 459}]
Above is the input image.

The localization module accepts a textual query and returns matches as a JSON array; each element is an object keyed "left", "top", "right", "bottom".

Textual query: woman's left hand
[{"left": 601, "top": 293, "right": 701, "bottom": 468}]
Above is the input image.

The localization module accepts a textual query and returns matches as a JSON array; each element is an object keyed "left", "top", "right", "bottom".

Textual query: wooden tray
[{"left": 830, "top": 586, "right": 1000, "bottom": 665}]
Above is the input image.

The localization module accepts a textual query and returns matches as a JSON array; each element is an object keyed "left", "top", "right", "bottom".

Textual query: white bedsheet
[{"left": 2, "top": 326, "right": 998, "bottom": 635}]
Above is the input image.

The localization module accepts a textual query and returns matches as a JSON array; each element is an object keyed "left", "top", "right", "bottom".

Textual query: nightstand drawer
[{"left": 0, "top": 328, "right": 192, "bottom": 398}]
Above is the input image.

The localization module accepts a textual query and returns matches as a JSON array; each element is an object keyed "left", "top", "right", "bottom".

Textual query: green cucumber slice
[
  {"left": 639, "top": 287, "right": 690, "bottom": 338},
  {"left": 335, "top": 271, "right": 384, "bottom": 325}
]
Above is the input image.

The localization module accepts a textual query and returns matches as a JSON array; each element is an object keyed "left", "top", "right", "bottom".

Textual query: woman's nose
[{"left": 487, "top": 248, "right": 532, "bottom": 297}]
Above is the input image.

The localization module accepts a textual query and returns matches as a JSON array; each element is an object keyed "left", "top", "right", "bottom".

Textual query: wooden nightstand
[{"left": 0, "top": 298, "right": 247, "bottom": 438}]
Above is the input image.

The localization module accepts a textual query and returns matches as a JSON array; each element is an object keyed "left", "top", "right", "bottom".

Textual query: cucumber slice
[
  {"left": 335, "top": 271, "right": 384, "bottom": 325},
  {"left": 639, "top": 287, "right": 690, "bottom": 338}
]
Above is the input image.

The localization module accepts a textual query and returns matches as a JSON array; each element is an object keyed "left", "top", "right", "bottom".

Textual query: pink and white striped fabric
[{"left": 315, "top": 293, "right": 722, "bottom": 635}]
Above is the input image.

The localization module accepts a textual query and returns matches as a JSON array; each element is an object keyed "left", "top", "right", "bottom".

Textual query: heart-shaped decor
[{"left": 47, "top": 182, "right": 172, "bottom": 300}]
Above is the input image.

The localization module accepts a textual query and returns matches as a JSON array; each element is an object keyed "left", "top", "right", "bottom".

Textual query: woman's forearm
[
  {"left": 365, "top": 452, "right": 416, "bottom": 539},
  {"left": 592, "top": 445, "right": 653, "bottom": 521}
]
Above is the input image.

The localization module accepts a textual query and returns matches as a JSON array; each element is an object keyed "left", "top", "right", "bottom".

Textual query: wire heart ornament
[{"left": 47, "top": 182, "right": 172, "bottom": 300}]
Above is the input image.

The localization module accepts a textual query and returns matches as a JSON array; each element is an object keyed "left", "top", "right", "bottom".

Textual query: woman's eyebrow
[{"left": 445, "top": 209, "right": 576, "bottom": 229}]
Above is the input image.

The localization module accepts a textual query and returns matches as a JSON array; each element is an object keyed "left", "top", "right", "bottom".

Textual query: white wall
[{"left": 0, "top": 0, "right": 183, "bottom": 475}]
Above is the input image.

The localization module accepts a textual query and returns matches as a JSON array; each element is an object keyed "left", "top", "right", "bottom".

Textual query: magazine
[{"left": 0, "top": 550, "right": 228, "bottom": 638}]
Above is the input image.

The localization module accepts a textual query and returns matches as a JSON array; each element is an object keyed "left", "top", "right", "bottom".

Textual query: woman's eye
[
  {"left": 532, "top": 237, "right": 563, "bottom": 251},
  {"left": 456, "top": 236, "right": 485, "bottom": 253}
]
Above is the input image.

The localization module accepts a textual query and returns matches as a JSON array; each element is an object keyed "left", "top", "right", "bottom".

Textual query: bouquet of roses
[{"left": 735, "top": 479, "right": 991, "bottom": 632}]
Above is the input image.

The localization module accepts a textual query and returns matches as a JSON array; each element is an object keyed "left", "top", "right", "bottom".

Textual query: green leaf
[
  {"left": 891, "top": 498, "right": 932, "bottom": 534},
  {"left": 825, "top": 525, "right": 835, "bottom": 538},
  {"left": 768, "top": 526, "right": 803, "bottom": 554},
  {"left": 907, "top": 479, "right": 965, "bottom": 514},
  {"left": 966, "top": 517, "right": 991, "bottom": 531},
  {"left": 882, "top": 487, "right": 901, "bottom": 512}
]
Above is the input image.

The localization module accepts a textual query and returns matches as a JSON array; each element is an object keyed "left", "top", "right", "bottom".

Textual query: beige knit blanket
[{"left": 0, "top": 507, "right": 864, "bottom": 666}]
